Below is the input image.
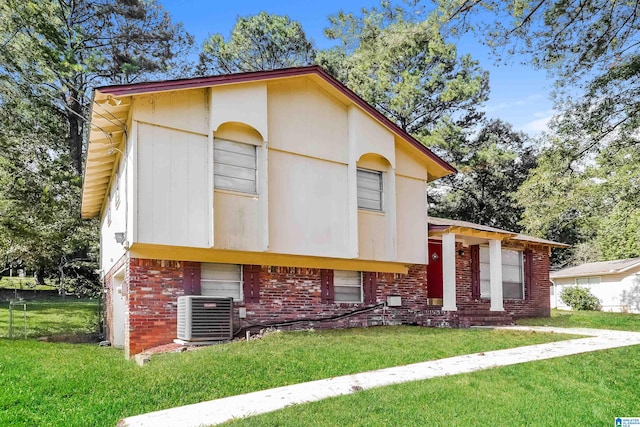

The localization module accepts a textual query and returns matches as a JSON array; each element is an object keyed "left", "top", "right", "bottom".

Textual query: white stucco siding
[
  {"left": 210, "top": 83, "right": 268, "bottom": 140},
  {"left": 136, "top": 123, "right": 211, "bottom": 248},
  {"left": 100, "top": 156, "right": 127, "bottom": 273},
  {"left": 267, "top": 79, "right": 349, "bottom": 164},
  {"left": 395, "top": 176, "right": 427, "bottom": 264},
  {"left": 133, "top": 89, "right": 208, "bottom": 136},
  {"left": 268, "top": 150, "right": 350, "bottom": 258},
  {"left": 213, "top": 191, "right": 261, "bottom": 251},
  {"left": 349, "top": 107, "right": 395, "bottom": 168}
]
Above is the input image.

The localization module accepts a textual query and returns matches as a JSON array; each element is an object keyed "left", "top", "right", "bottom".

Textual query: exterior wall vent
[{"left": 177, "top": 296, "right": 233, "bottom": 341}]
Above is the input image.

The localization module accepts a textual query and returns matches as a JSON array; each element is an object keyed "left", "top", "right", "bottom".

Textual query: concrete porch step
[{"left": 458, "top": 312, "right": 513, "bottom": 328}]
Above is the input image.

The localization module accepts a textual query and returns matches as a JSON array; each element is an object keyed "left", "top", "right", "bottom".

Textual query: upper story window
[
  {"left": 201, "top": 263, "right": 243, "bottom": 301},
  {"left": 334, "top": 270, "right": 363, "bottom": 303},
  {"left": 214, "top": 138, "right": 257, "bottom": 194},
  {"left": 479, "top": 248, "right": 524, "bottom": 299},
  {"left": 357, "top": 168, "right": 383, "bottom": 211}
]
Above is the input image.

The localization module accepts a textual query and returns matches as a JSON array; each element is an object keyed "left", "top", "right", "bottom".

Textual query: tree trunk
[{"left": 67, "top": 93, "right": 84, "bottom": 176}]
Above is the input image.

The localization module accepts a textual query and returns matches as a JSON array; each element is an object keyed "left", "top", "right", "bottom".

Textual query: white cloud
[{"left": 521, "top": 115, "right": 553, "bottom": 134}]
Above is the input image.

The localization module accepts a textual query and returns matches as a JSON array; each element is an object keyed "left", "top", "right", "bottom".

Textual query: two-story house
[{"left": 82, "top": 66, "right": 565, "bottom": 358}]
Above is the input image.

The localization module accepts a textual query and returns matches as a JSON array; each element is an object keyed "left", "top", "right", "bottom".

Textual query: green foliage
[
  {"left": 517, "top": 130, "right": 640, "bottom": 264},
  {"left": 320, "top": 5, "right": 489, "bottom": 138},
  {"left": 0, "top": 0, "right": 192, "bottom": 295},
  {"left": 560, "top": 286, "right": 601, "bottom": 311},
  {"left": 436, "top": 0, "right": 639, "bottom": 85},
  {"left": 0, "top": 327, "right": 571, "bottom": 426},
  {"left": 431, "top": 119, "right": 537, "bottom": 231},
  {"left": 0, "top": 0, "right": 194, "bottom": 173},
  {"left": 435, "top": 0, "right": 640, "bottom": 264},
  {"left": 198, "top": 12, "right": 315, "bottom": 75}
]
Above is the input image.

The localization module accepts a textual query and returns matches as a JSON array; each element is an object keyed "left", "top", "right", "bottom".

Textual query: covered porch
[{"left": 425, "top": 217, "right": 568, "bottom": 327}]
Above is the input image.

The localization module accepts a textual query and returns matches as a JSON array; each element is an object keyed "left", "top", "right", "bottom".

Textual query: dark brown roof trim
[{"left": 96, "top": 66, "right": 456, "bottom": 175}]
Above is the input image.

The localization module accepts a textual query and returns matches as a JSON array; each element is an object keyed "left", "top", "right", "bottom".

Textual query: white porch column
[
  {"left": 442, "top": 232, "right": 457, "bottom": 311},
  {"left": 489, "top": 239, "right": 504, "bottom": 311}
]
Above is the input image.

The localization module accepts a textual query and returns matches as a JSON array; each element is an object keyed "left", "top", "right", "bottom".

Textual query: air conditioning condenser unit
[{"left": 177, "top": 296, "right": 233, "bottom": 342}]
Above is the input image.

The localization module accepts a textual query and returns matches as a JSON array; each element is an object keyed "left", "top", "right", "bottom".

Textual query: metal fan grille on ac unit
[{"left": 177, "top": 296, "right": 233, "bottom": 341}]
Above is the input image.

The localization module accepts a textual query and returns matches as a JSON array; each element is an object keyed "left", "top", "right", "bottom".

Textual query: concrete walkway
[{"left": 118, "top": 326, "right": 640, "bottom": 427}]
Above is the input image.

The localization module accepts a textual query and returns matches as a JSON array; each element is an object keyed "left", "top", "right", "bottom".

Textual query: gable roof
[
  {"left": 550, "top": 257, "right": 640, "bottom": 279},
  {"left": 428, "top": 217, "right": 569, "bottom": 248},
  {"left": 81, "top": 66, "right": 456, "bottom": 218}
]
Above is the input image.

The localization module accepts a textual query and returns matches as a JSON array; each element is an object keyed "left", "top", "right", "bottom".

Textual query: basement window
[
  {"left": 201, "top": 263, "right": 242, "bottom": 301},
  {"left": 334, "top": 270, "right": 363, "bottom": 303}
]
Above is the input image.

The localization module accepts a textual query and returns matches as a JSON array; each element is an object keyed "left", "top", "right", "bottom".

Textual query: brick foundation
[{"left": 104, "top": 247, "right": 552, "bottom": 357}]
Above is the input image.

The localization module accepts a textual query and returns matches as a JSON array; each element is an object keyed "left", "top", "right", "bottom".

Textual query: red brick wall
[
  {"left": 242, "top": 265, "right": 430, "bottom": 330},
  {"left": 504, "top": 246, "right": 551, "bottom": 318},
  {"left": 107, "top": 247, "right": 551, "bottom": 357},
  {"left": 453, "top": 243, "right": 551, "bottom": 317},
  {"left": 117, "top": 260, "right": 431, "bottom": 357},
  {"left": 126, "top": 258, "right": 185, "bottom": 357}
]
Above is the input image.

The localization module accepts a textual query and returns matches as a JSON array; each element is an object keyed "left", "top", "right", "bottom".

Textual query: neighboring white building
[{"left": 550, "top": 258, "right": 640, "bottom": 313}]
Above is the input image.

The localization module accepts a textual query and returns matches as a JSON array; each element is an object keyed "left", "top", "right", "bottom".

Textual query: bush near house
[{"left": 560, "top": 285, "right": 601, "bottom": 311}]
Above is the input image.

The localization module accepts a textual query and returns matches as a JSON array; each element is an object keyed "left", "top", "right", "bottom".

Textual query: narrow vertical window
[
  {"left": 214, "top": 138, "right": 257, "bottom": 194},
  {"left": 357, "top": 168, "right": 383, "bottom": 211}
]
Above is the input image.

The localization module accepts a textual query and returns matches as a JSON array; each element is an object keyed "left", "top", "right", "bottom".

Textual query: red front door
[{"left": 427, "top": 239, "right": 443, "bottom": 300}]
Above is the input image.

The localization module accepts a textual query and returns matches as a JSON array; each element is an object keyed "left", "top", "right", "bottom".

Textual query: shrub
[{"left": 560, "top": 286, "right": 601, "bottom": 311}]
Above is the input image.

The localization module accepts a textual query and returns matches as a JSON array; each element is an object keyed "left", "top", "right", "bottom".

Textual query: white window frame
[
  {"left": 201, "top": 263, "right": 243, "bottom": 301},
  {"left": 479, "top": 247, "right": 525, "bottom": 300},
  {"left": 334, "top": 270, "right": 363, "bottom": 303},
  {"left": 213, "top": 138, "right": 257, "bottom": 194},
  {"left": 357, "top": 168, "right": 383, "bottom": 212}
]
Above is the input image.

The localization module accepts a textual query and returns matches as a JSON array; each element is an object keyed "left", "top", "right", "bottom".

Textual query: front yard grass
[
  {"left": 517, "top": 308, "right": 640, "bottom": 331},
  {"left": 0, "top": 326, "right": 574, "bottom": 426},
  {"left": 232, "top": 310, "right": 640, "bottom": 426},
  {"left": 233, "top": 345, "right": 640, "bottom": 427}
]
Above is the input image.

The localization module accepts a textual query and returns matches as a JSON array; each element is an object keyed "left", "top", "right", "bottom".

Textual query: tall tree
[
  {"left": 0, "top": 0, "right": 193, "bottom": 174},
  {"left": 198, "top": 12, "right": 315, "bottom": 75},
  {"left": 434, "top": 0, "right": 640, "bottom": 262},
  {"left": 320, "top": 6, "right": 489, "bottom": 142},
  {"left": 435, "top": 0, "right": 640, "bottom": 161},
  {"left": 0, "top": 0, "right": 192, "bottom": 292},
  {"left": 430, "top": 119, "right": 537, "bottom": 231}
]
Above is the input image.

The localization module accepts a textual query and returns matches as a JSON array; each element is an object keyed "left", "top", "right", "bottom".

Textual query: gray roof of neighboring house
[
  {"left": 428, "top": 217, "right": 570, "bottom": 248},
  {"left": 550, "top": 257, "right": 640, "bottom": 279}
]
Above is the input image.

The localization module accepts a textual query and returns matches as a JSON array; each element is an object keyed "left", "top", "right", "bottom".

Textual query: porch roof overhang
[{"left": 428, "top": 217, "right": 570, "bottom": 248}]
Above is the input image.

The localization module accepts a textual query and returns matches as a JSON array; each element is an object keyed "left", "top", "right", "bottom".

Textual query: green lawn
[
  {"left": 517, "top": 308, "right": 640, "bottom": 332},
  {"left": 0, "top": 299, "right": 99, "bottom": 338},
  {"left": 0, "top": 327, "right": 573, "bottom": 427},
  {"left": 232, "top": 345, "right": 640, "bottom": 427},
  {"left": 231, "top": 310, "right": 640, "bottom": 426}
]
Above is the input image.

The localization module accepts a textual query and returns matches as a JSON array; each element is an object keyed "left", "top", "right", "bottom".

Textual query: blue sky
[{"left": 161, "top": 0, "right": 555, "bottom": 135}]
